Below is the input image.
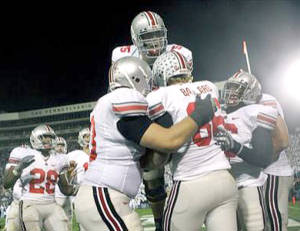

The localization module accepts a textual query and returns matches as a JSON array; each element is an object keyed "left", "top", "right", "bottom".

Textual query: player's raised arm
[{"left": 3, "top": 150, "right": 35, "bottom": 189}]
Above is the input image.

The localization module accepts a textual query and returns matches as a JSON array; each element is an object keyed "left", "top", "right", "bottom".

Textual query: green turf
[
  {"left": 289, "top": 201, "right": 300, "bottom": 222},
  {"left": 136, "top": 208, "right": 153, "bottom": 216}
]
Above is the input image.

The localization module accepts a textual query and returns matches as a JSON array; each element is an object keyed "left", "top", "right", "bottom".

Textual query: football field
[{"left": 1, "top": 202, "right": 300, "bottom": 230}]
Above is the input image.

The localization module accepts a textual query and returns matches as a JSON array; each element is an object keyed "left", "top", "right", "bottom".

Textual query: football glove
[
  {"left": 190, "top": 94, "right": 217, "bottom": 127},
  {"left": 13, "top": 155, "right": 35, "bottom": 177},
  {"left": 215, "top": 126, "right": 243, "bottom": 154},
  {"left": 20, "top": 174, "right": 36, "bottom": 187}
]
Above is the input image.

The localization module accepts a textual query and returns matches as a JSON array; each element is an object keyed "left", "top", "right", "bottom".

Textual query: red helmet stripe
[
  {"left": 173, "top": 51, "right": 186, "bottom": 69},
  {"left": 233, "top": 70, "right": 241, "bottom": 78},
  {"left": 145, "top": 11, "right": 156, "bottom": 26},
  {"left": 46, "top": 125, "right": 50, "bottom": 132}
]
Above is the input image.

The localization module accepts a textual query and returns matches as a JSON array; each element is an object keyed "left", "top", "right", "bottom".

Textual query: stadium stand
[{"left": 0, "top": 101, "right": 96, "bottom": 206}]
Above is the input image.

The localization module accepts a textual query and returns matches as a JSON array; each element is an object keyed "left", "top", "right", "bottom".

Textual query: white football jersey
[
  {"left": 7, "top": 147, "right": 68, "bottom": 202},
  {"left": 260, "top": 93, "right": 293, "bottom": 176},
  {"left": 111, "top": 44, "right": 193, "bottom": 68},
  {"left": 12, "top": 179, "right": 23, "bottom": 201},
  {"left": 6, "top": 147, "right": 31, "bottom": 201},
  {"left": 146, "top": 80, "right": 231, "bottom": 181},
  {"left": 225, "top": 103, "right": 278, "bottom": 187},
  {"left": 83, "top": 88, "right": 147, "bottom": 198},
  {"left": 54, "top": 152, "right": 68, "bottom": 199}
]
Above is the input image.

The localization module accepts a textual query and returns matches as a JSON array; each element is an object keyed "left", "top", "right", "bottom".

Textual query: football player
[
  {"left": 54, "top": 136, "right": 68, "bottom": 155},
  {"left": 111, "top": 11, "right": 193, "bottom": 229},
  {"left": 68, "top": 127, "right": 90, "bottom": 180},
  {"left": 146, "top": 51, "right": 238, "bottom": 231},
  {"left": 54, "top": 137, "right": 73, "bottom": 230},
  {"left": 3, "top": 125, "right": 76, "bottom": 231},
  {"left": 260, "top": 94, "right": 292, "bottom": 231},
  {"left": 73, "top": 56, "right": 216, "bottom": 231},
  {"left": 111, "top": 11, "right": 192, "bottom": 68},
  {"left": 4, "top": 145, "right": 35, "bottom": 231},
  {"left": 67, "top": 128, "right": 90, "bottom": 231},
  {"left": 215, "top": 70, "right": 286, "bottom": 231}
]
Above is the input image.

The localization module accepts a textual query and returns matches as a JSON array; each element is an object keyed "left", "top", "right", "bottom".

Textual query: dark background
[{"left": 1, "top": 0, "right": 300, "bottom": 131}]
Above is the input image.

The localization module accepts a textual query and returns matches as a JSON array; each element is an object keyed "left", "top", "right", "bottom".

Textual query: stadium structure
[{"left": 0, "top": 101, "right": 96, "bottom": 157}]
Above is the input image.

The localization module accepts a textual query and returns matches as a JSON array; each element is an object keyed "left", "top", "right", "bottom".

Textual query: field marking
[{"left": 288, "top": 218, "right": 300, "bottom": 227}]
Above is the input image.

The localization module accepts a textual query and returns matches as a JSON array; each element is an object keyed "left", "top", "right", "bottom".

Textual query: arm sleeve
[
  {"left": 117, "top": 116, "right": 153, "bottom": 144},
  {"left": 237, "top": 126, "right": 274, "bottom": 168},
  {"left": 154, "top": 112, "right": 173, "bottom": 128}
]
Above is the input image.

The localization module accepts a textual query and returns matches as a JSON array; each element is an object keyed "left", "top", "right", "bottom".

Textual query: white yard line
[{"left": 288, "top": 218, "right": 300, "bottom": 227}]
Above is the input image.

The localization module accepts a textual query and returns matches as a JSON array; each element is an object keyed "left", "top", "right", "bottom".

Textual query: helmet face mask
[
  {"left": 30, "top": 125, "right": 57, "bottom": 150},
  {"left": 137, "top": 29, "right": 167, "bottom": 58},
  {"left": 78, "top": 128, "right": 90, "bottom": 148},
  {"left": 55, "top": 137, "right": 67, "bottom": 154},
  {"left": 223, "top": 70, "right": 262, "bottom": 110},
  {"left": 223, "top": 81, "right": 247, "bottom": 107},
  {"left": 131, "top": 11, "right": 168, "bottom": 65},
  {"left": 109, "top": 56, "right": 152, "bottom": 96}
]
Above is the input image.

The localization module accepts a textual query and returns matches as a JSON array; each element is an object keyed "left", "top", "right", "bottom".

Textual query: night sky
[{"left": 1, "top": 0, "right": 300, "bottom": 130}]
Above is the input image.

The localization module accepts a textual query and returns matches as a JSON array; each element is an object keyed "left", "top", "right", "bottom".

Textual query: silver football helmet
[
  {"left": 131, "top": 11, "right": 167, "bottom": 65},
  {"left": 78, "top": 128, "right": 90, "bottom": 148},
  {"left": 109, "top": 56, "right": 152, "bottom": 96},
  {"left": 30, "top": 124, "right": 57, "bottom": 150},
  {"left": 55, "top": 136, "right": 67, "bottom": 154},
  {"left": 152, "top": 51, "right": 192, "bottom": 87},
  {"left": 223, "top": 69, "right": 262, "bottom": 108}
]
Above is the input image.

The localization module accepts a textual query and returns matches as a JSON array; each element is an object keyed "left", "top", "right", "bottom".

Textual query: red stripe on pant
[{"left": 98, "top": 188, "right": 122, "bottom": 231}]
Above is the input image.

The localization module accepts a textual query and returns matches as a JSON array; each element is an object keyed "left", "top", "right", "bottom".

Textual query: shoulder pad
[
  {"left": 111, "top": 88, "right": 148, "bottom": 117},
  {"left": 111, "top": 45, "right": 137, "bottom": 63}
]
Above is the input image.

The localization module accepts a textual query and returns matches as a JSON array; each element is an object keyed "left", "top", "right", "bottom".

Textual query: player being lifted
[
  {"left": 111, "top": 11, "right": 193, "bottom": 230},
  {"left": 111, "top": 11, "right": 192, "bottom": 68},
  {"left": 74, "top": 56, "right": 216, "bottom": 231},
  {"left": 215, "top": 70, "right": 288, "bottom": 231},
  {"left": 146, "top": 51, "right": 238, "bottom": 231},
  {"left": 3, "top": 125, "right": 76, "bottom": 231}
]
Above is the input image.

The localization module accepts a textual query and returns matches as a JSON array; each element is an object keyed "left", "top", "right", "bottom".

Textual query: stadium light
[{"left": 283, "top": 59, "right": 300, "bottom": 101}]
